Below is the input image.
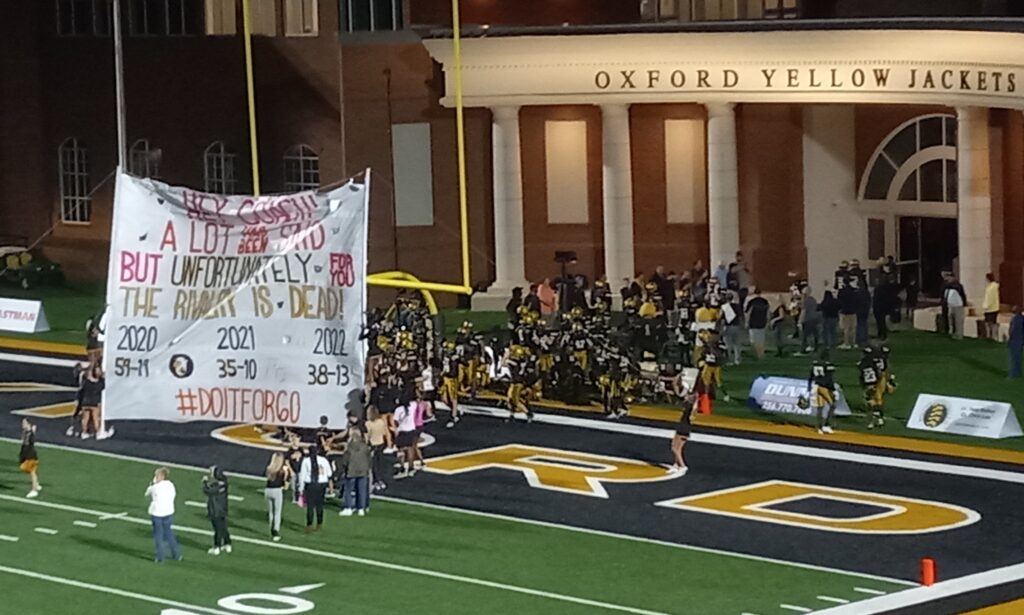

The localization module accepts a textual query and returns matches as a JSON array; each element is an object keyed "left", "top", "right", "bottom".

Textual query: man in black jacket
[{"left": 202, "top": 466, "right": 232, "bottom": 555}]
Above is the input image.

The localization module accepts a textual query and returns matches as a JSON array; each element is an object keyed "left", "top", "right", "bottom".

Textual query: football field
[{"left": 0, "top": 440, "right": 912, "bottom": 615}]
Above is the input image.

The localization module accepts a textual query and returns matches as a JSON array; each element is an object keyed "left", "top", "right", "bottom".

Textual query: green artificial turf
[
  {"left": 3, "top": 281, "right": 1022, "bottom": 452},
  {"left": 709, "top": 327, "right": 1024, "bottom": 452},
  {"left": 0, "top": 440, "right": 909, "bottom": 615},
  {"left": 0, "top": 282, "right": 105, "bottom": 345}
]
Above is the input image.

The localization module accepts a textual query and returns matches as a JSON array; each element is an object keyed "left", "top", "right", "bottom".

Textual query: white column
[
  {"left": 490, "top": 106, "right": 527, "bottom": 290},
  {"left": 601, "top": 104, "right": 635, "bottom": 291},
  {"left": 706, "top": 102, "right": 740, "bottom": 270},
  {"left": 956, "top": 106, "right": 992, "bottom": 306}
]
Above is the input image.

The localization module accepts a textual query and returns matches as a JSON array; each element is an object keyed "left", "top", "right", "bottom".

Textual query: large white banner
[
  {"left": 906, "top": 394, "right": 1023, "bottom": 439},
  {"left": 103, "top": 172, "right": 368, "bottom": 428}
]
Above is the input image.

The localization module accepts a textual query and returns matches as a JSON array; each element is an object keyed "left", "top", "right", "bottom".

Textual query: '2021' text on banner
[{"left": 103, "top": 172, "right": 368, "bottom": 428}]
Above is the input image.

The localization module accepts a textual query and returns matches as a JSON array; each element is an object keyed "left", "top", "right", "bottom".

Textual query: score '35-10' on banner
[{"left": 102, "top": 171, "right": 369, "bottom": 428}]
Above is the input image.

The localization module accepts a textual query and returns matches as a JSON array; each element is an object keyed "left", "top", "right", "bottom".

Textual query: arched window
[
  {"left": 59, "top": 138, "right": 91, "bottom": 224},
  {"left": 204, "top": 141, "right": 238, "bottom": 194},
  {"left": 129, "top": 139, "right": 161, "bottom": 178},
  {"left": 283, "top": 144, "right": 320, "bottom": 192},
  {"left": 859, "top": 114, "right": 957, "bottom": 203}
]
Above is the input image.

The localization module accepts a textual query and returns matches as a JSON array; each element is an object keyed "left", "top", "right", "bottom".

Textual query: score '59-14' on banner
[{"left": 102, "top": 171, "right": 369, "bottom": 428}]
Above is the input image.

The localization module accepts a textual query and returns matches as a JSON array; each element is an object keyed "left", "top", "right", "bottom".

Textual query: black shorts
[
  {"left": 675, "top": 421, "right": 691, "bottom": 437},
  {"left": 422, "top": 390, "right": 437, "bottom": 402},
  {"left": 395, "top": 430, "right": 417, "bottom": 448},
  {"left": 985, "top": 312, "right": 998, "bottom": 324}
]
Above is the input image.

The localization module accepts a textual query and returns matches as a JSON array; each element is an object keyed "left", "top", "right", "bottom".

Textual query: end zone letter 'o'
[
  {"left": 424, "top": 444, "right": 675, "bottom": 498},
  {"left": 656, "top": 480, "right": 980, "bottom": 534}
]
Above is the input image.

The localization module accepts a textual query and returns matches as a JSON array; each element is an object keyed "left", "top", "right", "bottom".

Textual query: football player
[
  {"left": 858, "top": 345, "right": 896, "bottom": 429},
  {"left": 807, "top": 357, "right": 838, "bottom": 434},
  {"left": 695, "top": 331, "right": 730, "bottom": 407},
  {"left": 439, "top": 341, "right": 462, "bottom": 428},
  {"left": 504, "top": 345, "right": 536, "bottom": 423}
]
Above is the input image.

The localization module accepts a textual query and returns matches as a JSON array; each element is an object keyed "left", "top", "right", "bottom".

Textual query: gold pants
[{"left": 573, "top": 351, "right": 589, "bottom": 372}]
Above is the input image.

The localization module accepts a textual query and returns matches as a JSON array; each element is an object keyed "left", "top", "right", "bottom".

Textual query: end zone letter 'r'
[{"left": 423, "top": 444, "right": 676, "bottom": 498}]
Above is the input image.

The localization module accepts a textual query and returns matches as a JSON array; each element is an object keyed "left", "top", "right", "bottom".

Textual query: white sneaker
[
  {"left": 97, "top": 428, "right": 115, "bottom": 440},
  {"left": 357, "top": 510, "right": 366, "bottom": 517},
  {"left": 445, "top": 420, "right": 456, "bottom": 429},
  {"left": 823, "top": 426, "right": 834, "bottom": 434},
  {"left": 272, "top": 535, "right": 282, "bottom": 542},
  {"left": 383, "top": 446, "right": 397, "bottom": 454},
  {"left": 80, "top": 433, "right": 91, "bottom": 440},
  {"left": 208, "top": 547, "right": 221, "bottom": 555},
  {"left": 817, "top": 428, "right": 825, "bottom": 435},
  {"left": 677, "top": 466, "right": 689, "bottom": 476},
  {"left": 222, "top": 544, "right": 232, "bottom": 554},
  {"left": 340, "top": 508, "right": 354, "bottom": 516},
  {"left": 65, "top": 426, "right": 75, "bottom": 437},
  {"left": 26, "top": 490, "right": 39, "bottom": 499}
]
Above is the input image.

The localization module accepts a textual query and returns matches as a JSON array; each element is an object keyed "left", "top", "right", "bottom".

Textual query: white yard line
[
  {"left": 0, "top": 534, "right": 19, "bottom": 542},
  {"left": 853, "top": 587, "right": 888, "bottom": 596},
  {"left": 33, "top": 527, "right": 58, "bottom": 535},
  {"left": 227, "top": 495, "right": 244, "bottom": 502},
  {"left": 72, "top": 521, "right": 97, "bottom": 528},
  {"left": 0, "top": 493, "right": 669, "bottom": 615},
  {"left": 818, "top": 562, "right": 1024, "bottom": 614},
  {"left": 779, "top": 605, "right": 812, "bottom": 613},
  {"left": 0, "top": 564, "right": 232, "bottom": 615},
  {"left": 185, "top": 500, "right": 206, "bottom": 508},
  {"left": 816, "top": 595, "right": 850, "bottom": 604},
  {"left": 0, "top": 435, "right": 918, "bottom": 588},
  {"left": 98, "top": 511, "right": 127, "bottom": 521},
  {"left": 0, "top": 352, "right": 79, "bottom": 368}
]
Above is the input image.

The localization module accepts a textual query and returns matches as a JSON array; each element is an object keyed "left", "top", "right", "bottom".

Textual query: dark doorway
[{"left": 898, "top": 217, "right": 958, "bottom": 297}]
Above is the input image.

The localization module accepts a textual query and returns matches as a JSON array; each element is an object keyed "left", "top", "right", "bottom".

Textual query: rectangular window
[
  {"left": 763, "top": 0, "right": 799, "bottom": 19},
  {"left": 59, "top": 142, "right": 92, "bottom": 224},
  {"left": 664, "top": 119, "right": 707, "bottom": 224},
  {"left": 284, "top": 0, "right": 318, "bottom": 36},
  {"left": 205, "top": 0, "right": 237, "bottom": 34},
  {"left": 391, "top": 123, "right": 434, "bottom": 227},
  {"left": 344, "top": 0, "right": 402, "bottom": 33},
  {"left": 544, "top": 121, "right": 589, "bottom": 225},
  {"left": 57, "top": 0, "right": 112, "bottom": 36},
  {"left": 249, "top": 0, "right": 278, "bottom": 35},
  {"left": 129, "top": 0, "right": 203, "bottom": 35}
]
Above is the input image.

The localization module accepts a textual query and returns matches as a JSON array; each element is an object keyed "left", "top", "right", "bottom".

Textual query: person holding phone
[{"left": 145, "top": 467, "right": 182, "bottom": 562}]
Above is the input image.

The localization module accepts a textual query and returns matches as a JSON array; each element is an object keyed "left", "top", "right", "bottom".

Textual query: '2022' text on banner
[{"left": 102, "top": 172, "right": 368, "bottom": 428}]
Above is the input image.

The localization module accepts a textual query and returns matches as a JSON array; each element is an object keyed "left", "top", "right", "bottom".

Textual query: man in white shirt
[
  {"left": 145, "top": 467, "right": 181, "bottom": 562},
  {"left": 299, "top": 447, "right": 332, "bottom": 531}
]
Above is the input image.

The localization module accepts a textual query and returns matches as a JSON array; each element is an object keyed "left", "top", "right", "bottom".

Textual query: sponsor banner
[
  {"left": 102, "top": 172, "right": 368, "bottom": 428},
  {"left": 0, "top": 297, "right": 49, "bottom": 333},
  {"left": 747, "top": 376, "right": 852, "bottom": 417},
  {"left": 907, "top": 394, "right": 1023, "bottom": 439}
]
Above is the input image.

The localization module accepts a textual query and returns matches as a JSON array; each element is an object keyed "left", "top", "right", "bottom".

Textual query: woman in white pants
[{"left": 265, "top": 453, "right": 290, "bottom": 541}]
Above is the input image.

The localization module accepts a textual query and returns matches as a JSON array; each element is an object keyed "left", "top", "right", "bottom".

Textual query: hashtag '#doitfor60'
[{"left": 176, "top": 388, "right": 199, "bottom": 416}]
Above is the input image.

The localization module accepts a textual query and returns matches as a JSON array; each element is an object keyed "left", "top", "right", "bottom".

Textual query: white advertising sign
[
  {"left": 747, "top": 376, "right": 852, "bottom": 417},
  {"left": 907, "top": 394, "right": 1023, "bottom": 439},
  {"left": 0, "top": 297, "right": 49, "bottom": 333},
  {"left": 103, "top": 172, "right": 368, "bottom": 428}
]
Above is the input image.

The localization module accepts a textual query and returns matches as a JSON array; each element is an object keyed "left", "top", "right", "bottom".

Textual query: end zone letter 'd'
[
  {"left": 656, "top": 480, "right": 980, "bottom": 534},
  {"left": 424, "top": 444, "right": 676, "bottom": 498}
]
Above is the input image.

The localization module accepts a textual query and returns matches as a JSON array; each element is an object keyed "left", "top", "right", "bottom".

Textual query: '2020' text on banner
[{"left": 102, "top": 172, "right": 368, "bottom": 428}]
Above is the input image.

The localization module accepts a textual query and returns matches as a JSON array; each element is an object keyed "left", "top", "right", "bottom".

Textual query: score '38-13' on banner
[{"left": 102, "top": 171, "right": 369, "bottom": 428}]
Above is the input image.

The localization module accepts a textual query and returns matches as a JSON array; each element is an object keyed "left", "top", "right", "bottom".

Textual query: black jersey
[
  {"left": 19, "top": 430, "right": 37, "bottom": 462},
  {"left": 858, "top": 356, "right": 881, "bottom": 386},
  {"left": 809, "top": 361, "right": 836, "bottom": 390}
]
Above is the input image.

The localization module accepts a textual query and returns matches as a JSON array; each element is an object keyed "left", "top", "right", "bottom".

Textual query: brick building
[{"left": 1, "top": 1, "right": 1023, "bottom": 307}]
